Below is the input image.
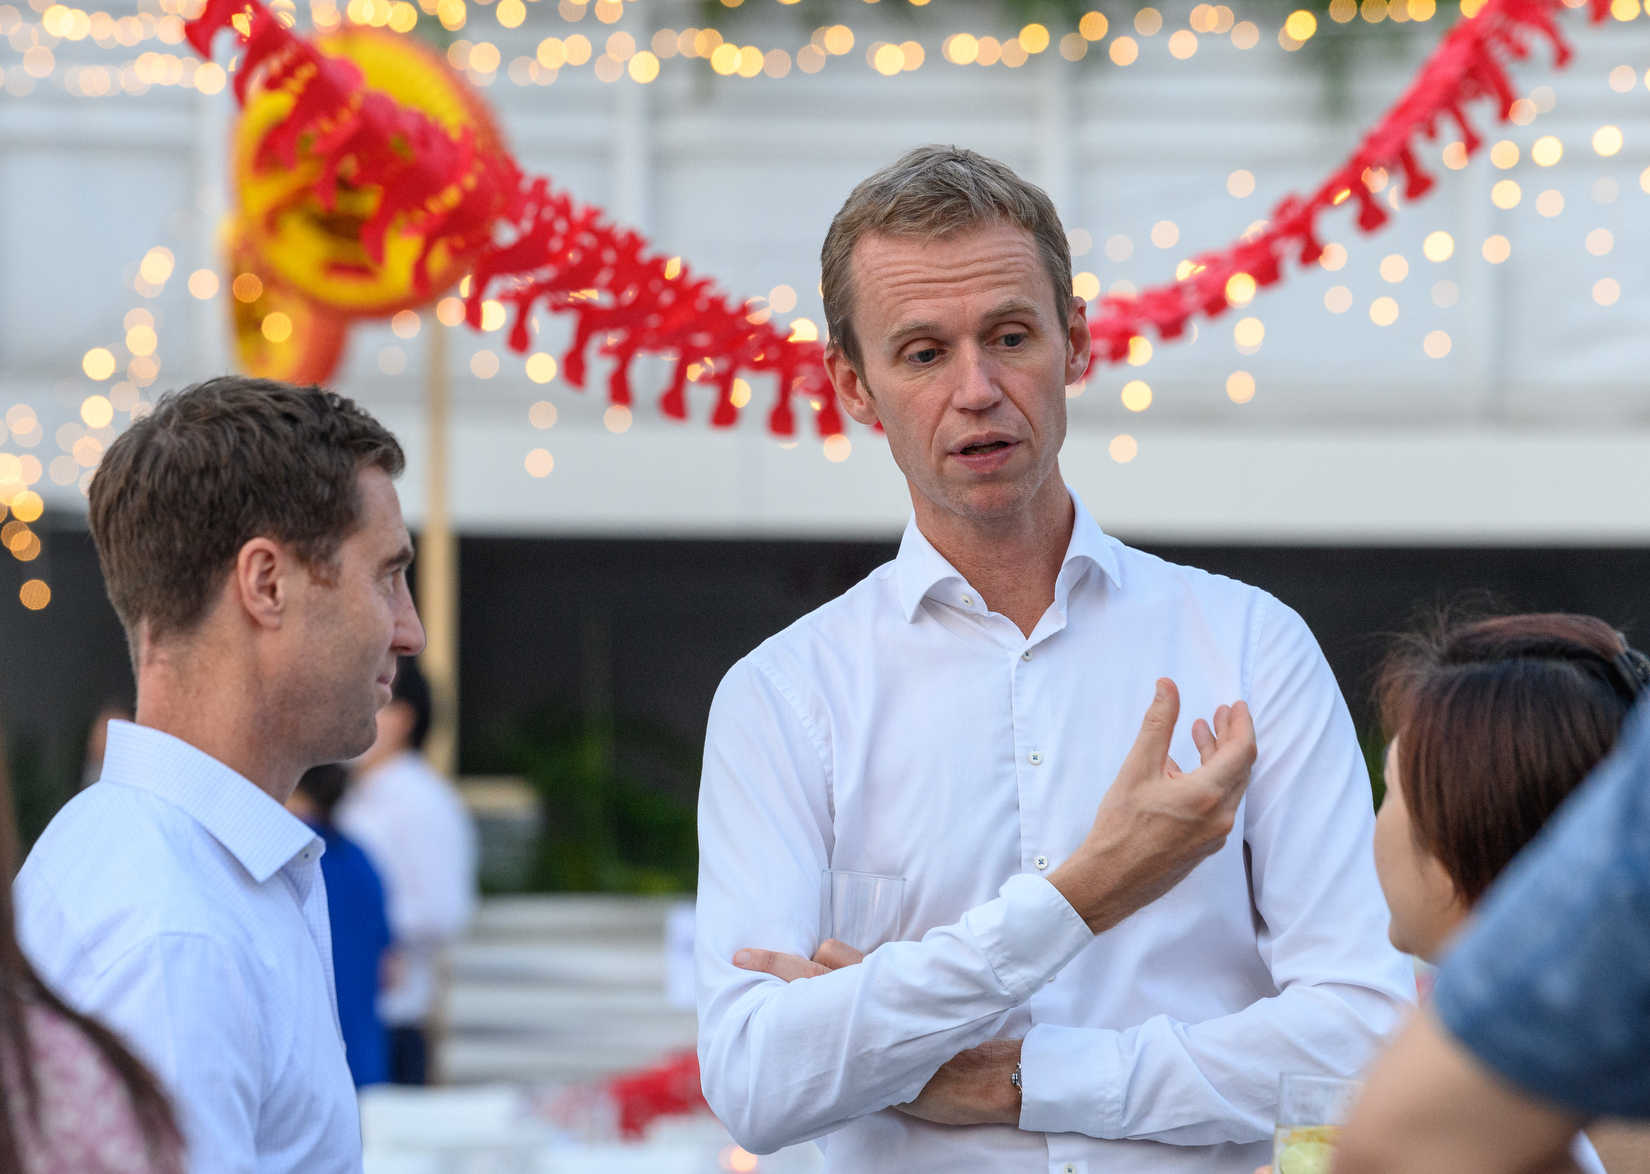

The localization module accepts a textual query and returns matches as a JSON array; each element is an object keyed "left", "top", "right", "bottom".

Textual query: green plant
[
  {"left": 503, "top": 711, "right": 700, "bottom": 894},
  {"left": 1361, "top": 722, "right": 1388, "bottom": 810}
]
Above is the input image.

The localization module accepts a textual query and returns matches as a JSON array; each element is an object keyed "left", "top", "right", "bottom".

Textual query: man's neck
[
  {"left": 912, "top": 474, "right": 1075, "bottom": 638},
  {"left": 133, "top": 640, "right": 303, "bottom": 804}
]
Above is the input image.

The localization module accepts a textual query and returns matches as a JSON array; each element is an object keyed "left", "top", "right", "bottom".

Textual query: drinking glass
[
  {"left": 819, "top": 870, "right": 904, "bottom": 956},
  {"left": 1273, "top": 1073, "right": 1363, "bottom": 1174}
]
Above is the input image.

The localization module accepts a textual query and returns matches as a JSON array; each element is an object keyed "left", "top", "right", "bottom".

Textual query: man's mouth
[{"left": 960, "top": 440, "right": 1011, "bottom": 456}]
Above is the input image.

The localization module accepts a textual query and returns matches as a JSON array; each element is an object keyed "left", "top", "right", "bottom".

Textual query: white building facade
[{"left": 2, "top": 0, "right": 1648, "bottom": 546}]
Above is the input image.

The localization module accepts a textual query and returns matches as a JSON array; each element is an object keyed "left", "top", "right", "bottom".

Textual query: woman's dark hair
[
  {"left": 1377, "top": 611, "right": 1644, "bottom": 904},
  {"left": 0, "top": 712, "right": 182, "bottom": 1172},
  {"left": 391, "top": 655, "right": 432, "bottom": 751},
  {"left": 296, "top": 763, "right": 350, "bottom": 824}
]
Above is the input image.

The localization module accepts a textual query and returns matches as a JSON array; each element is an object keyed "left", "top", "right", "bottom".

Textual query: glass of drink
[
  {"left": 1273, "top": 1073, "right": 1362, "bottom": 1174},
  {"left": 820, "top": 870, "right": 904, "bottom": 956}
]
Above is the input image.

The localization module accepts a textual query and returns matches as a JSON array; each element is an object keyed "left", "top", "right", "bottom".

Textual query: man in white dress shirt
[
  {"left": 337, "top": 655, "right": 477, "bottom": 1085},
  {"left": 15, "top": 377, "right": 425, "bottom": 1173},
  {"left": 695, "top": 147, "right": 1414, "bottom": 1171}
]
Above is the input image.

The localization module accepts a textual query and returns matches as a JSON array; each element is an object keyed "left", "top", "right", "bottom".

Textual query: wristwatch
[{"left": 1010, "top": 1062, "right": 1022, "bottom": 1092}]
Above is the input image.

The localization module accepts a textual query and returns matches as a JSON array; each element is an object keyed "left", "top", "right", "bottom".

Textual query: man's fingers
[
  {"left": 1213, "top": 704, "right": 1232, "bottom": 739},
  {"left": 813, "top": 939, "right": 866, "bottom": 969},
  {"left": 732, "top": 948, "right": 830, "bottom": 982},
  {"left": 1191, "top": 717, "right": 1216, "bottom": 764},
  {"left": 1120, "top": 678, "right": 1180, "bottom": 782},
  {"left": 1198, "top": 700, "right": 1257, "bottom": 795}
]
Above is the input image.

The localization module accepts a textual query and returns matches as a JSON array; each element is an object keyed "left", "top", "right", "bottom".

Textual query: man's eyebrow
[
  {"left": 882, "top": 297, "right": 1047, "bottom": 348},
  {"left": 381, "top": 543, "right": 415, "bottom": 573},
  {"left": 882, "top": 318, "right": 941, "bottom": 347}
]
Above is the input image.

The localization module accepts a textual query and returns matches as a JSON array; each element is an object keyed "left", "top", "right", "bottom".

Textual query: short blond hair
[{"left": 820, "top": 145, "right": 1073, "bottom": 369}]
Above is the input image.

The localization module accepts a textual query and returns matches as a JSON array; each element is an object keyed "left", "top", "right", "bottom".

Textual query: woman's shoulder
[{"left": 14, "top": 1001, "right": 182, "bottom": 1174}]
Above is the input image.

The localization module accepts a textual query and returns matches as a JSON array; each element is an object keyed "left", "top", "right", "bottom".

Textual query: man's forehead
[
  {"left": 353, "top": 465, "right": 411, "bottom": 546},
  {"left": 853, "top": 222, "right": 1041, "bottom": 273},
  {"left": 853, "top": 226, "right": 1045, "bottom": 315}
]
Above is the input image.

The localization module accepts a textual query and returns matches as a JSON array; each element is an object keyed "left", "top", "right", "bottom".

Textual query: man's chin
[
  {"left": 328, "top": 715, "right": 381, "bottom": 765},
  {"left": 941, "top": 480, "right": 1041, "bottom": 522}
]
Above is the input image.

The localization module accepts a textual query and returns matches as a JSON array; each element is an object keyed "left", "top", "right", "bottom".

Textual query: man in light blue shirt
[{"left": 15, "top": 377, "right": 425, "bottom": 1173}]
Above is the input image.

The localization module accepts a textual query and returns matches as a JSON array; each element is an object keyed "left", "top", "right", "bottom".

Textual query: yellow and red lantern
[
  {"left": 227, "top": 237, "right": 348, "bottom": 384},
  {"left": 233, "top": 26, "right": 510, "bottom": 319}
]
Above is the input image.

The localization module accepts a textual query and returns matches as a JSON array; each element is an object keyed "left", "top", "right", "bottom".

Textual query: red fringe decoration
[
  {"left": 605, "top": 1051, "right": 708, "bottom": 1140},
  {"left": 189, "top": 0, "right": 839, "bottom": 437},
  {"left": 1084, "top": 0, "right": 1604, "bottom": 370},
  {"left": 191, "top": 0, "right": 1604, "bottom": 427}
]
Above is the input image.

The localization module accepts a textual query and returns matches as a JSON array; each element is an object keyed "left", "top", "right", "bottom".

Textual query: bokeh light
[{"left": 1121, "top": 380, "right": 1153, "bottom": 411}]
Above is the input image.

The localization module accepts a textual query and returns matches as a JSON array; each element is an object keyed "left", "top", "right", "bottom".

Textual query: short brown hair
[
  {"left": 89, "top": 376, "right": 404, "bottom": 645},
  {"left": 821, "top": 145, "right": 1072, "bottom": 370},
  {"left": 1377, "top": 612, "right": 1642, "bottom": 903}
]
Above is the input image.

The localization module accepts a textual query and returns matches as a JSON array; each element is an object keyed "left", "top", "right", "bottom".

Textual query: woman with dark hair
[
  {"left": 1369, "top": 612, "right": 1650, "bottom": 1174},
  {"left": 0, "top": 715, "right": 183, "bottom": 1174}
]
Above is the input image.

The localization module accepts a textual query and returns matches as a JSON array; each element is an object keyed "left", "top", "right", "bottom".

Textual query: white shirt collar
[
  {"left": 99, "top": 720, "right": 323, "bottom": 884},
  {"left": 892, "top": 487, "right": 1124, "bottom": 623}
]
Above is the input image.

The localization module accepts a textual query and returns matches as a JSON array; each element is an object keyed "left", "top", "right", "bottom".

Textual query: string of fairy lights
[
  {"left": 9, "top": 0, "right": 1650, "bottom": 98},
  {"left": 1, "top": 0, "right": 1646, "bottom": 611}
]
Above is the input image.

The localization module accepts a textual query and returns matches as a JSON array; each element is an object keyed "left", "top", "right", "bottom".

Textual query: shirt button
[
  {"left": 1022, "top": 649, "right": 1033, "bottom": 661},
  {"left": 1065, "top": 1165, "right": 1077, "bottom": 1174},
  {"left": 1034, "top": 854, "right": 1049, "bottom": 870},
  {"left": 962, "top": 595, "right": 973, "bottom": 607},
  {"left": 1028, "top": 751, "right": 1043, "bottom": 765}
]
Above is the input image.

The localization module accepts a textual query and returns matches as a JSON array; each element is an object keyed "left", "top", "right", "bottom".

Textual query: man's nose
[
  {"left": 393, "top": 586, "right": 428, "bottom": 657},
  {"left": 950, "top": 345, "right": 1001, "bottom": 411}
]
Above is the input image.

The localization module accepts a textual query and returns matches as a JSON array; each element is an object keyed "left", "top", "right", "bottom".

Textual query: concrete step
[
  {"left": 447, "top": 982, "right": 696, "bottom": 1037},
  {"left": 452, "top": 942, "right": 668, "bottom": 987},
  {"left": 471, "top": 894, "right": 686, "bottom": 940},
  {"left": 442, "top": 895, "right": 695, "bottom": 1089}
]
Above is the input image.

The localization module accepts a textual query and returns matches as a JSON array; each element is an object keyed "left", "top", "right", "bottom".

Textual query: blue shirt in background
[
  {"left": 309, "top": 821, "right": 394, "bottom": 1088},
  {"left": 1432, "top": 699, "right": 1650, "bottom": 1118}
]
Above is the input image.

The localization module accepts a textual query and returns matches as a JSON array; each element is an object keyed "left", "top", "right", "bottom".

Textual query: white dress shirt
[
  {"left": 336, "top": 751, "right": 476, "bottom": 1025},
  {"left": 14, "top": 720, "right": 361, "bottom": 1174},
  {"left": 696, "top": 491, "right": 1415, "bottom": 1173}
]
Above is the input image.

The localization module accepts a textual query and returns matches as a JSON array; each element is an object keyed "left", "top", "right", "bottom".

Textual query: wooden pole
[{"left": 419, "top": 318, "right": 459, "bottom": 779}]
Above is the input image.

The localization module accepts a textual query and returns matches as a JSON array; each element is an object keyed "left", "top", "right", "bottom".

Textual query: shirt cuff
[
  {"left": 1018, "top": 1022, "right": 1124, "bottom": 1137},
  {"left": 961, "top": 874, "right": 1094, "bottom": 1004}
]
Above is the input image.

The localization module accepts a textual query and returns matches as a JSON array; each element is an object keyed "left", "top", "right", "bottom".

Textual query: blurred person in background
[
  {"left": 79, "top": 696, "right": 132, "bottom": 791},
  {"left": 0, "top": 710, "right": 184, "bottom": 1174},
  {"left": 14, "top": 377, "right": 425, "bottom": 1172},
  {"left": 1337, "top": 634, "right": 1650, "bottom": 1174},
  {"left": 338, "top": 655, "right": 477, "bottom": 1086},
  {"left": 289, "top": 763, "right": 393, "bottom": 1089}
]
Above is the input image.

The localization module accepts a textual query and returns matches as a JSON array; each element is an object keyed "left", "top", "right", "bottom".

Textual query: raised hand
[{"left": 1049, "top": 678, "right": 1256, "bottom": 933}]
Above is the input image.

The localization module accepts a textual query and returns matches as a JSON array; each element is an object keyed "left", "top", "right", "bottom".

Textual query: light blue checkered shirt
[{"left": 15, "top": 720, "right": 361, "bottom": 1174}]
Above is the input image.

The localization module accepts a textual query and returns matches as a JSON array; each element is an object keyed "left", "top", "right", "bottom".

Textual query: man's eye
[
  {"left": 999, "top": 332, "right": 1026, "bottom": 347},
  {"left": 910, "top": 348, "right": 940, "bottom": 364}
]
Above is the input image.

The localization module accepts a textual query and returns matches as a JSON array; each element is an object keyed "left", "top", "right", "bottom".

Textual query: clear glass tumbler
[
  {"left": 819, "top": 870, "right": 904, "bottom": 956},
  {"left": 1273, "top": 1073, "right": 1363, "bottom": 1174}
]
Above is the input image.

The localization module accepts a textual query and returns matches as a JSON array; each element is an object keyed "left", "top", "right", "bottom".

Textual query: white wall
[{"left": 3, "top": 0, "right": 1648, "bottom": 543}]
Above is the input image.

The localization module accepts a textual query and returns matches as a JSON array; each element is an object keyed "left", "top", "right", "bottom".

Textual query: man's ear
[
  {"left": 232, "top": 537, "right": 290, "bottom": 632},
  {"left": 1065, "top": 296, "right": 1093, "bottom": 388},
  {"left": 825, "top": 344, "right": 881, "bottom": 428}
]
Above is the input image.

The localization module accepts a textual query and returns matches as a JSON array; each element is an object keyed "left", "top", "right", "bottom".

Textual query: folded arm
[
  {"left": 698, "top": 661, "right": 1256, "bottom": 1152},
  {"left": 1024, "top": 601, "right": 1412, "bottom": 1141}
]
